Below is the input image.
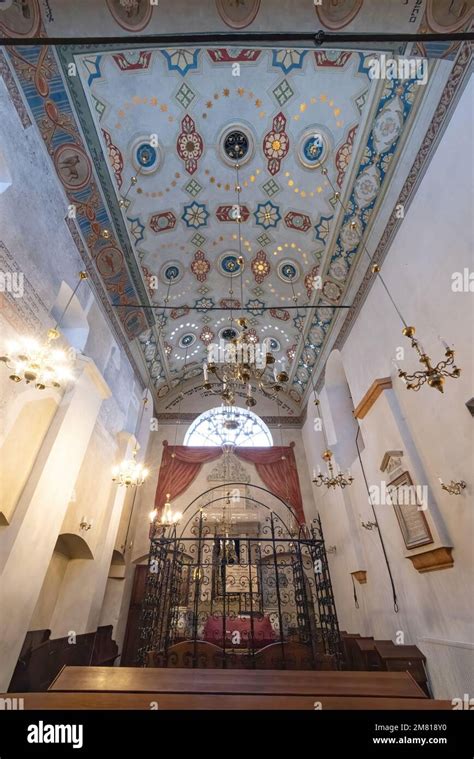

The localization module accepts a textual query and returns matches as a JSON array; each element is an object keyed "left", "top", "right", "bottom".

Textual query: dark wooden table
[{"left": 49, "top": 666, "right": 427, "bottom": 699}]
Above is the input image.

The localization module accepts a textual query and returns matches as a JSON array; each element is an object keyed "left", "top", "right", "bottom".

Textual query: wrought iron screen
[{"left": 137, "top": 485, "right": 342, "bottom": 669}]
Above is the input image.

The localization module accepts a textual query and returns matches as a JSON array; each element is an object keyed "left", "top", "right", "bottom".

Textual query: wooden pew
[
  {"left": 375, "top": 641, "right": 430, "bottom": 696},
  {"left": 49, "top": 666, "right": 427, "bottom": 699},
  {"left": 2, "top": 691, "right": 452, "bottom": 710}
]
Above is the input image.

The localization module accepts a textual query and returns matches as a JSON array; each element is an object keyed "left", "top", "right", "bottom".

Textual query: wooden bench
[
  {"left": 48, "top": 666, "right": 427, "bottom": 699},
  {"left": 2, "top": 691, "right": 451, "bottom": 710}
]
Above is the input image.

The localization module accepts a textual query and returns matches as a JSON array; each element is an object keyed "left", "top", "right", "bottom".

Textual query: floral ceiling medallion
[
  {"left": 216, "top": 0, "right": 261, "bottom": 29},
  {"left": 263, "top": 112, "right": 289, "bottom": 176}
]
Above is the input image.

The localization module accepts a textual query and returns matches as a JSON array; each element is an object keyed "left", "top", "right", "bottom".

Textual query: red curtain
[
  {"left": 154, "top": 442, "right": 305, "bottom": 524},
  {"left": 154, "top": 441, "right": 221, "bottom": 512},
  {"left": 234, "top": 444, "right": 304, "bottom": 524}
]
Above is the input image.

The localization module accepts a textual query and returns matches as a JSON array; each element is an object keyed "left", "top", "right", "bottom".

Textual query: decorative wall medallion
[
  {"left": 102, "top": 129, "right": 123, "bottom": 189},
  {"left": 131, "top": 138, "right": 161, "bottom": 175},
  {"left": 220, "top": 298, "right": 240, "bottom": 310},
  {"left": 177, "top": 115, "right": 203, "bottom": 175},
  {"left": 200, "top": 327, "right": 215, "bottom": 345},
  {"left": 267, "top": 337, "right": 281, "bottom": 352},
  {"left": 277, "top": 259, "right": 300, "bottom": 283},
  {"left": 315, "top": 0, "right": 363, "bottom": 30},
  {"left": 298, "top": 127, "right": 330, "bottom": 169},
  {"left": 269, "top": 308, "right": 290, "bottom": 322},
  {"left": 218, "top": 252, "right": 244, "bottom": 277},
  {"left": 354, "top": 164, "right": 381, "bottom": 208},
  {"left": 219, "top": 124, "right": 254, "bottom": 166},
  {"left": 0, "top": 0, "right": 41, "bottom": 37},
  {"left": 322, "top": 280, "right": 343, "bottom": 303},
  {"left": 372, "top": 97, "right": 404, "bottom": 155},
  {"left": 215, "top": 0, "right": 261, "bottom": 29},
  {"left": 254, "top": 201, "right": 281, "bottom": 229},
  {"left": 149, "top": 211, "right": 177, "bottom": 234},
  {"left": 216, "top": 204, "right": 250, "bottom": 222},
  {"left": 54, "top": 143, "right": 92, "bottom": 191},
  {"left": 195, "top": 297, "right": 214, "bottom": 312},
  {"left": 220, "top": 326, "right": 238, "bottom": 341},
  {"left": 160, "top": 261, "right": 183, "bottom": 285},
  {"left": 191, "top": 250, "right": 211, "bottom": 282},
  {"left": 123, "top": 309, "right": 147, "bottom": 339},
  {"left": 329, "top": 257, "right": 348, "bottom": 282},
  {"left": 246, "top": 298, "right": 265, "bottom": 316},
  {"left": 182, "top": 202, "right": 209, "bottom": 229},
  {"left": 263, "top": 113, "right": 289, "bottom": 175},
  {"left": 426, "top": 0, "right": 474, "bottom": 32},
  {"left": 179, "top": 333, "right": 196, "bottom": 349},
  {"left": 250, "top": 250, "right": 270, "bottom": 284},
  {"left": 95, "top": 246, "right": 124, "bottom": 278},
  {"left": 105, "top": 0, "right": 153, "bottom": 31},
  {"left": 284, "top": 211, "right": 312, "bottom": 233}
]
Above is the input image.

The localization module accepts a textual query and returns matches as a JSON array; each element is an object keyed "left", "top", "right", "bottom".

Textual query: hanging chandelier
[
  {"left": 313, "top": 449, "right": 354, "bottom": 490},
  {"left": 112, "top": 388, "right": 150, "bottom": 487},
  {"left": 321, "top": 166, "right": 461, "bottom": 395},
  {"left": 393, "top": 327, "right": 460, "bottom": 393},
  {"left": 201, "top": 164, "right": 289, "bottom": 407},
  {"left": 310, "top": 389, "right": 354, "bottom": 491},
  {"left": 112, "top": 448, "right": 149, "bottom": 487},
  {"left": 0, "top": 271, "right": 88, "bottom": 390}
]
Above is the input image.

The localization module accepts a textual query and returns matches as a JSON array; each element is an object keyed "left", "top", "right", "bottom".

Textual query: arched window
[{"left": 184, "top": 407, "right": 273, "bottom": 447}]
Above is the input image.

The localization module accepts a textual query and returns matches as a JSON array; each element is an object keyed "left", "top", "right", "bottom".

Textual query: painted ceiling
[
  {"left": 72, "top": 46, "right": 384, "bottom": 407},
  {"left": 2, "top": 0, "right": 470, "bottom": 414}
]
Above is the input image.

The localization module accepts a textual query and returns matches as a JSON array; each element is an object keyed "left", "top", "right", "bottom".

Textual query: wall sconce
[
  {"left": 438, "top": 477, "right": 467, "bottom": 496},
  {"left": 79, "top": 516, "right": 93, "bottom": 532},
  {"left": 361, "top": 520, "right": 378, "bottom": 531}
]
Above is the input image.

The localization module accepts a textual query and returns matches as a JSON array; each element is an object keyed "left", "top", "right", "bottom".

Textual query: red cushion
[{"left": 203, "top": 616, "right": 275, "bottom": 647}]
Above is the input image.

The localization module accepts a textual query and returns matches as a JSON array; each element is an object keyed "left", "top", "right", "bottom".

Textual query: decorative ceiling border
[
  {"left": 314, "top": 41, "right": 472, "bottom": 393},
  {"left": 157, "top": 411, "right": 306, "bottom": 428}
]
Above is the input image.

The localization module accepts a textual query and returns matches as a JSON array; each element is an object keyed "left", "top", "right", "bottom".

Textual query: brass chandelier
[
  {"left": 313, "top": 448, "right": 354, "bottom": 490},
  {"left": 393, "top": 327, "right": 460, "bottom": 393},
  {"left": 310, "top": 385, "right": 354, "bottom": 490},
  {"left": 321, "top": 167, "right": 461, "bottom": 394},
  {"left": 0, "top": 271, "right": 88, "bottom": 390},
  {"left": 202, "top": 163, "right": 289, "bottom": 407}
]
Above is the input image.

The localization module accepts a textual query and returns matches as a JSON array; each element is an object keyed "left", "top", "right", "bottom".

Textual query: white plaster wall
[{"left": 302, "top": 77, "right": 474, "bottom": 698}]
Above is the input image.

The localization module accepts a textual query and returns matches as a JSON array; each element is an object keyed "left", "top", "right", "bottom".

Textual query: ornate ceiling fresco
[{"left": 1, "top": 1, "right": 471, "bottom": 417}]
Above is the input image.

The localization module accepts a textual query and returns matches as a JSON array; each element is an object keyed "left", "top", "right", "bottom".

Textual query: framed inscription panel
[{"left": 387, "top": 471, "right": 433, "bottom": 550}]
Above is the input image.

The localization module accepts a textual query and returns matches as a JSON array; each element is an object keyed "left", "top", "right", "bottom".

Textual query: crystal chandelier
[
  {"left": 313, "top": 449, "right": 354, "bottom": 489},
  {"left": 160, "top": 494, "right": 182, "bottom": 525},
  {"left": 0, "top": 271, "right": 88, "bottom": 390},
  {"left": 202, "top": 164, "right": 289, "bottom": 407},
  {"left": 112, "top": 448, "right": 149, "bottom": 487},
  {"left": 112, "top": 389, "right": 150, "bottom": 487}
]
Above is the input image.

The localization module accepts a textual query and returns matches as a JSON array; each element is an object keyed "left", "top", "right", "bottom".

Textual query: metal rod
[{"left": 0, "top": 31, "right": 472, "bottom": 47}]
